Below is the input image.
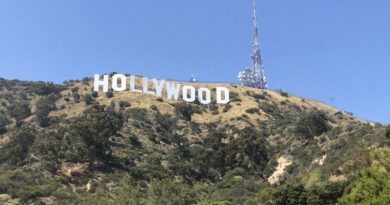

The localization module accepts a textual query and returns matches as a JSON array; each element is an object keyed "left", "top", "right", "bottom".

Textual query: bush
[
  {"left": 274, "top": 181, "right": 349, "bottom": 205},
  {"left": 36, "top": 95, "right": 56, "bottom": 127},
  {"left": 174, "top": 102, "right": 201, "bottom": 121},
  {"left": 8, "top": 100, "right": 31, "bottom": 122},
  {"left": 73, "top": 93, "right": 80, "bottom": 103},
  {"left": 385, "top": 126, "right": 390, "bottom": 139},
  {"left": 277, "top": 90, "right": 289, "bottom": 97},
  {"left": 92, "top": 91, "right": 98, "bottom": 98},
  {"left": 83, "top": 94, "right": 93, "bottom": 105},
  {"left": 0, "top": 114, "right": 9, "bottom": 134},
  {"left": 64, "top": 104, "right": 124, "bottom": 164},
  {"left": 151, "top": 105, "right": 158, "bottom": 111},
  {"left": 275, "top": 183, "right": 307, "bottom": 205},
  {"left": 294, "top": 111, "right": 329, "bottom": 140},
  {"left": 82, "top": 77, "right": 90, "bottom": 85},
  {"left": 245, "top": 108, "right": 260, "bottom": 114},
  {"left": 0, "top": 126, "right": 36, "bottom": 165},
  {"left": 223, "top": 104, "right": 232, "bottom": 113},
  {"left": 32, "top": 82, "right": 63, "bottom": 95},
  {"left": 119, "top": 101, "right": 131, "bottom": 108},
  {"left": 339, "top": 167, "right": 390, "bottom": 204},
  {"left": 106, "top": 91, "right": 114, "bottom": 98}
]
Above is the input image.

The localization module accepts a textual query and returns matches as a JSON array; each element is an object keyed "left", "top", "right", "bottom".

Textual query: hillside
[{"left": 0, "top": 76, "right": 389, "bottom": 205}]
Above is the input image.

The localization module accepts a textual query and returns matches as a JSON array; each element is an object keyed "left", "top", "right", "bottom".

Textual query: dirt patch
[{"left": 268, "top": 156, "right": 293, "bottom": 185}]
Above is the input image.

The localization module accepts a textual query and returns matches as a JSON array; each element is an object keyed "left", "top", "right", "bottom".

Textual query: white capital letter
[
  {"left": 183, "top": 85, "right": 196, "bottom": 102},
  {"left": 198, "top": 87, "right": 211, "bottom": 105},
  {"left": 216, "top": 87, "right": 230, "bottom": 104},
  {"left": 143, "top": 77, "right": 155, "bottom": 95},
  {"left": 94, "top": 74, "right": 109, "bottom": 92},
  {"left": 112, "top": 74, "right": 127, "bottom": 92},
  {"left": 166, "top": 82, "right": 181, "bottom": 100},
  {"left": 153, "top": 78, "right": 166, "bottom": 97},
  {"left": 130, "top": 75, "right": 142, "bottom": 93}
]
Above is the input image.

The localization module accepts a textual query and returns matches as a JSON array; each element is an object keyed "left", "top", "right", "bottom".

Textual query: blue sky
[{"left": 0, "top": 0, "right": 389, "bottom": 123}]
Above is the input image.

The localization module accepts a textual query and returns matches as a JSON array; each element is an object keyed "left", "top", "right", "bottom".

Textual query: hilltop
[{"left": 0, "top": 76, "right": 389, "bottom": 204}]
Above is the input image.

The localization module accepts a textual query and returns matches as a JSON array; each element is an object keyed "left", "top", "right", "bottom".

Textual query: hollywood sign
[{"left": 94, "top": 74, "right": 230, "bottom": 104}]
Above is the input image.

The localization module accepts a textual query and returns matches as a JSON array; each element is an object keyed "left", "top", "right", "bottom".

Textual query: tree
[
  {"left": 275, "top": 183, "right": 307, "bottom": 205},
  {"left": 174, "top": 102, "right": 201, "bottom": 121},
  {"left": 92, "top": 91, "right": 98, "bottom": 98},
  {"left": 0, "top": 126, "right": 36, "bottom": 165},
  {"left": 294, "top": 111, "right": 329, "bottom": 140},
  {"left": 338, "top": 167, "right": 390, "bottom": 204},
  {"left": 73, "top": 93, "right": 80, "bottom": 103},
  {"left": 32, "top": 81, "right": 63, "bottom": 95},
  {"left": 105, "top": 91, "right": 114, "bottom": 98},
  {"left": 66, "top": 104, "right": 123, "bottom": 164},
  {"left": 0, "top": 114, "right": 9, "bottom": 134},
  {"left": 8, "top": 100, "right": 31, "bottom": 122},
  {"left": 83, "top": 94, "right": 93, "bottom": 105},
  {"left": 36, "top": 94, "right": 56, "bottom": 127},
  {"left": 385, "top": 126, "right": 390, "bottom": 139}
]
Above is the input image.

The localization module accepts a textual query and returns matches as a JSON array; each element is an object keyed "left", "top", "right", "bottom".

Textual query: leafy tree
[
  {"left": 174, "top": 102, "right": 201, "bottom": 121},
  {"left": 119, "top": 101, "right": 131, "bottom": 108},
  {"left": 0, "top": 114, "right": 9, "bottom": 134},
  {"left": 105, "top": 91, "right": 114, "bottom": 98},
  {"left": 146, "top": 179, "right": 199, "bottom": 204},
  {"left": 82, "top": 77, "right": 90, "bottom": 85},
  {"left": 8, "top": 100, "right": 31, "bottom": 122},
  {"left": 385, "top": 126, "right": 390, "bottom": 139},
  {"left": 0, "top": 126, "right": 36, "bottom": 165},
  {"left": 83, "top": 93, "right": 93, "bottom": 105},
  {"left": 275, "top": 183, "right": 307, "bottom": 205},
  {"left": 73, "top": 93, "right": 80, "bottom": 103},
  {"left": 32, "top": 81, "right": 63, "bottom": 95},
  {"left": 294, "top": 111, "right": 329, "bottom": 140},
  {"left": 36, "top": 94, "right": 56, "bottom": 127},
  {"left": 338, "top": 167, "right": 390, "bottom": 204},
  {"left": 92, "top": 91, "right": 98, "bottom": 98},
  {"left": 306, "top": 182, "right": 349, "bottom": 205},
  {"left": 65, "top": 103, "right": 123, "bottom": 164},
  {"left": 245, "top": 107, "right": 260, "bottom": 114}
]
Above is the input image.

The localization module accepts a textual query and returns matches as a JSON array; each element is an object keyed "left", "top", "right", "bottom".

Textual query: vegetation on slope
[{"left": 0, "top": 77, "right": 388, "bottom": 204}]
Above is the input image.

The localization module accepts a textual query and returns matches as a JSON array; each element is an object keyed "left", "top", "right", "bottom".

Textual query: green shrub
[
  {"left": 32, "top": 82, "right": 63, "bottom": 95},
  {"left": 83, "top": 94, "right": 93, "bottom": 105},
  {"left": 36, "top": 95, "right": 56, "bottom": 127},
  {"left": 174, "top": 102, "right": 201, "bottom": 121},
  {"left": 294, "top": 111, "right": 329, "bottom": 140},
  {"left": 92, "top": 91, "right": 99, "bottom": 98},
  {"left": 105, "top": 91, "right": 114, "bottom": 98},
  {"left": 151, "top": 105, "right": 158, "bottom": 111},
  {"left": 223, "top": 104, "right": 232, "bottom": 113},
  {"left": 245, "top": 108, "right": 260, "bottom": 114},
  {"left": 64, "top": 104, "right": 123, "bottom": 164},
  {"left": 0, "top": 127, "right": 36, "bottom": 165},
  {"left": 73, "top": 93, "right": 80, "bottom": 103},
  {"left": 82, "top": 77, "right": 90, "bottom": 85},
  {"left": 339, "top": 167, "right": 390, "bottom": 204},
  {"left": 275, "top": 183, "right": 307, "bottom": 205},
  {"left": 385, "top": 126, "right": 390, "bottom": 139},
  {"left": 8, "top": 100, "right": 31, "bottom": 122},
  {"left": 0, "top": 114, "right": 9, "bottom": 134},
  {"left": 119, "top": 101, "right": 131, "bottom": 108},
  {"left": 277, "top": 90, "right": 289, "bottom": 97},
  {"left": 230, "top": 92, "right": 241, "bottom": 102}
]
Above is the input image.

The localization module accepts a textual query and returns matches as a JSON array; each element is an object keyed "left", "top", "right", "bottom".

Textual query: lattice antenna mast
[{"left": 251, "top": 0, "right": 268, "bottom": 89}]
